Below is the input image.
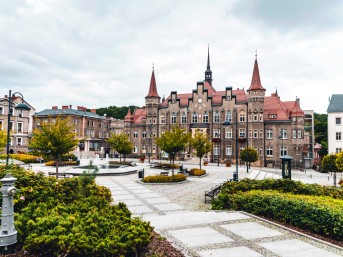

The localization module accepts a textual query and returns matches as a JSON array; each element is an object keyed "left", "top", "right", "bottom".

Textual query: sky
[{"left": 1, "top": 0, "right": 342, "bottom": 114}]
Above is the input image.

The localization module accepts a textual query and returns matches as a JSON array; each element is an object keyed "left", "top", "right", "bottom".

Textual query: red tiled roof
[
  {"left": 284, "top": 100, "right": 304, "bottom": 117},
  {"left": 160, "top": 93, "right": 192, "bottom": 107},
  {"left": 233, "top": 89, "right": 247, "bottom": 103},
  {"left": 204, "top": 81, "right": 216, "bottom": 95},
  {"left": 132, "top": 108, "right": 146, "bottom": 124},
  {"left": 264, "top": 95, "right": 289, "bottom": 121},
  {"left": 124, "top": 108, "right": 133, "bottom": 121},
  {"left": 248, "top": 58, "right": 266, "bottom": 91},
  {"left": 146, "top": 70, "right": 159, "bottom": 97}
]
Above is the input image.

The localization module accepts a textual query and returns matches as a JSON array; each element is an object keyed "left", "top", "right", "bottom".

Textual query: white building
[{"left": 327, "top": 94, "right": 343, "bottom": 154}]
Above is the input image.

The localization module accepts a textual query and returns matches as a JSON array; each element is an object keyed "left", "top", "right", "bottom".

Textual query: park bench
[
  {"left": 204, "top": 179, "right": 232, "bottom": 203},
  {"left": 160, "top": 171, "right": 169, "bottom": 176},
  {"left": 48, "top": 172, "right": 71, "bottom": 178}
]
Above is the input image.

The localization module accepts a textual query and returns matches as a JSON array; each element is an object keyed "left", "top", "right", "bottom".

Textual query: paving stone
[
  {"left": 170, "top": 227, "right": 234, "bottom": 247},
  {"left": 154, "top": 203, "right": 184, "bottom": 211},
  {"left": 113, "top": 194, "right": 136, "bottom": 201},
  {"left": 198, "top": 246, "right": 264, "bottom": 257},
  {"left": 120, "top": 199, "right": 145, "bottom": 206},
  {"left": 145, "top": 197, "right": 171, "bottom": 204},
  {"left": 111, "top": 190, "right": 129, "bottom": 195},
  {"left": 139, "top": 193, "right": 161, "bottom": 198},
  {"left": 259, "top": 239, "right": 342, "bottom": 257},
  {"left": 128, "top": 205, "right": 155, "bottom": 214},
  {"left": 221, "top": 222, "right": 283, "bottom": 239},
  {"left": 130, "top": 189, "right": 153, "bottom": 194}
]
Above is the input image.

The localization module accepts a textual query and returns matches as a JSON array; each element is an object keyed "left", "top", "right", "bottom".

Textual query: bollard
[{"left": 328, "top": 176, "right": 330, "bottom": 181}]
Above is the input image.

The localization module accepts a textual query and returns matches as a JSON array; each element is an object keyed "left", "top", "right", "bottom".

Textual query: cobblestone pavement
[{"left": 94, "top": 162, "right": 343, "bottom": 257}]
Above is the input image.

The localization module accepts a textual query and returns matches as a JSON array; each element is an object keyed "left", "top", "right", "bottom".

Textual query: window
[
  {"left": 336, "top": 117, "right": 341, "bottom": 125},
  {"left": 259, "top": 113, "right": 263, "bottom": 121},
  {"left": 17, "top": 137, "right": 22, "bottom": 146},
  {"left": 10, "top": 121, "right": 14, "bottom": 131},
  {"left": 239, "top": 113, "right": 245, "bottom": 122},
  {"left": 171, "top": 112, "right": 176, "bottom": 124},
  {"left": 214, "top": 111, "right": 220, "bottom": 123},
  {"left": 0, "top": 121, "right": 3, "bottom": 130},
  {"left": 133, "top": 145, "right": 138, "bottom": 153},
  {"left": 160, "top": 115, "right": 165, "bottom": 124},
  {"left": 280, "top": 146, "right": 288, "bottom": 156},
  {"left": 266, "top": 129, "right": 273, "bottom": 139},
  {"left": 181, "top": 112, "right": 187, "bottom": 123},
  {"left": 225, "top": 111, "right": 232, "bottom": 122},
  {"left": 160, "top": 129, "right": 165, "bottom": 135},
  {"left": 192, "top": 112, "right": 198, "bottom": 123},
  {"left": 253, "top": 129, "right": 258, "bottom": 138},
  {"left": 133, "top": 131, "right": 138, "bottom": 139},
  {"left": 253, "top": 114, "right": 258, "bottom": 121},
  {"left": 152, "top": 144, "right": 156, "bottom": 153},
  {"left": 259, "top": 148, "right": 263, "bottom": 156},
  {"left": 225, "top": 129, "right": 232, "bottom": 138},
  {"left": 336, "top": 148, "right": 342, "bottom": 153},
  {"left": 280, "top": 129, "right": 287, "bottom": 139},
  {"left": 249, "top": 129, "right": 252, "bottom": 138},
  {"left": 203, "top": 112, "right": 209, "bottom": 123},
  {"left": 259, "top": 129, "right": 263, "bottom": 138},
  {"left": 297, "top": 130, "right": 302, "bottom": 139},
  {"left": 293, "top": 129, "right": 297, "bottom": 139},
  {"left": 226, "top": 145, "right": 232, "bottom": 155},
  {"left": 239, "top": 129, "right": 245, "bottom": 138},
  {"left": 142, "top": 131, "right": 146, "bottom": 138},
  {"left": 336, "top": 132, "right": 342, "bottom": 141},
  {"left": 214, "top": 145, "right": 219, "bottom": 156},
  {"left": 227, "top": 96, "right": 231, "bottom": 101},
  {"left": 0, "top": 106, "right": 3, "bottom": 115},
  {"left": 213, "top": 129, "right": 220, "bottom": 138},
  {"left": 266, "top": 147, "right": 273, "bottom": 156},
  {"left": 152, "top": 131, "right": 156, "bottom": 138},
  {"left": 17, "top": 122, "right": 23, "bottom": 133},
  {"left": 142, "top": 145, "right": 146, "bottom": 153}
]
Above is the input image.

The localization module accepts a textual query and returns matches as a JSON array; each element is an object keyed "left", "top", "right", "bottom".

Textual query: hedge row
[
  {"left": 0, "top": 153, "right": 41, "bottom": 163},
  {"left": 45, "top": 160, "right": 79, "bottom": 166},
  {"left": 222, "top": 190, "right": 343, "bottom": 241},
  {"left": 142, "top": 174, "right": 186, "bottom": 183},
  {"left": 188, "top": 169, "right": 206, "bottom": 176}
]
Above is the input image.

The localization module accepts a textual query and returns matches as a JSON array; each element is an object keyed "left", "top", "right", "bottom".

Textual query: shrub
[
  {"left": 0, "top": 165, "right": 152, "bottom": 256},
  {"left": 193, "top": 169, "right": 206, "bottom": 176},
  {"left": 45, "top": 160, "right": 79, "bottom": 166},
  {"left": 142, "top": 174, "right": 186, "bottom": 183},
  {"left": 0, "top": 154, "right": 41, "bottom": 163},
  {"left": 339, "top": 179, "right": 343, "bottom": 187},
  {"left": 226, "top": 162, "right": 231, "bottom": 167},
  {"left": 222, "top": 190, "right": 343, "bottom": 241}
]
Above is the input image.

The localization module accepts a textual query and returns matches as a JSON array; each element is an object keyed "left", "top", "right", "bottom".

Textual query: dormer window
[{"left": 269, "top": 114, "right": 277, "bottom": 119}]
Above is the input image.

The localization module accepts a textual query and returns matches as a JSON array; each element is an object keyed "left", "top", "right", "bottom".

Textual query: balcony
[{"left": 238, "top": 137, "right": 246, "bottom": 143}]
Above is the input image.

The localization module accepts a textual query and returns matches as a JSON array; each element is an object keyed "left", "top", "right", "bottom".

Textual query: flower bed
[
  {"left": 142, "top": 174, "right": 187, "bottom": 183},
  {"left": 188, "top": 168, "right": 206, "bottom": 176}
]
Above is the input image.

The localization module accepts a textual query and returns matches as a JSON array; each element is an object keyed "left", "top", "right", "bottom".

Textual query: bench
[
  {"left": 204, "top": 179, "right": 232, "bottom": 203},
  {"left": 160, "top": 171, "right": 169, "bottom": 176},
  {"left": 178, "top": 168, "right": 188, "bottom": 175},
  {"left": 48, "top": 172, "right": 70, "bottom": 178}
]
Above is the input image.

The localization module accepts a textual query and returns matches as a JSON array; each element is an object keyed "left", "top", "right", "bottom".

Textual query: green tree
[
  {"left": 156, "top": 126, "right": 191, "bottom": 176},
  {"left": 335, "top": 151, "right": 343, "bottom": 186},
  {"left": 0, "top": 129, "right": 6, "bottom": 152},
  {"left": 314, "top": 113, "right": 328, "bottom": 144},
  {"left": 29, "top": 116, "right": 78, "bottom": 178},
  {"left": 107, "top": 132, "right": 133, "bottom": 162},
  {"left": 240, "top": 147, "right": 258, "bottom": 170},
  {"left": 191, "top": 130, "right": 212, "bottom": 170},
  {"left": 321, "top": 154, "right": 338, "bottom": 186},
  {"left": 318, "top": 141, "right": 328, "bottom": 158},
  {"left": 96, "top": 105, "right": 140, "bottom": 119}
]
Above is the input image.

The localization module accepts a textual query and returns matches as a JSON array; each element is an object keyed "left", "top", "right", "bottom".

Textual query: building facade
[
  {"left": 0, "top": 94, "right": 35, "bottom": 154},
  {"left": 33, "top": 105, "right": 117, "bottom": 158},
  {"left": 327, "top": 94, "right": 343, "bottom": 154},
  {"left": 124, "top": 50, "right": 309, "bottom": 167}
]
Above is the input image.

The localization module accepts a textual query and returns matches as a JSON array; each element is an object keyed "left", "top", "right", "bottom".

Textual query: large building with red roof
[{"left": 124, "top": 49, "right": 308, "bottom": 167}]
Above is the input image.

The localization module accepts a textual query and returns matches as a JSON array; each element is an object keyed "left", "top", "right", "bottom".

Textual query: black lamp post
[
  {"left": 233, "top": 109, "right": 239, "bottom": 181},
  {"left": 148, "top": 123, "right": 152, "bottom": 164},
  {"left": 1, "top": 90, "right": 30, "bottom": 252},
  {"left": 279, "top": 128, "right": 284, "bottom": 157}
]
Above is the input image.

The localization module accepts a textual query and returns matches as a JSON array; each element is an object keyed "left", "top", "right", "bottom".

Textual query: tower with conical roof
[
  {"left": 205, "top": 45, "right": 212, "bottom": 85},
  {"left": 145, "top": 66, "right": 160, "bottom": 124}
]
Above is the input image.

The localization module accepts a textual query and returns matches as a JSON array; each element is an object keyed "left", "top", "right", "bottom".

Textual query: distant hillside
[{"left": 96, "top": 105, "right": 141, "bottom": 119}]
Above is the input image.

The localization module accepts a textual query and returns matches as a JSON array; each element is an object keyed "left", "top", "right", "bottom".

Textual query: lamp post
[
  {"left": 148, "top": 123, "right": 152, "bottom": 164},
  {"left": 280, "top": 128, "right": 284, "bottom": 157},
  {"left": 233, "top": 109, "right": 239, "bottom": 181},
  {"left": 1, "top": 90, "right": 30, "bottom": 253}
]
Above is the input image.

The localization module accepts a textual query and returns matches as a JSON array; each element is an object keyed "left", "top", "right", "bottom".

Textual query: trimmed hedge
[
  {"left": 142, "top": 174, "right": 186, "bottom": 183},
  {"left": 45, "top": 160, "right": 79, "bottom": 166},
  {"left": 223, "top": 190, "right": 343, "bottom": 241},
  {"left": 0, "top": 153, "right": 41, "bottom": 163},
  {"left": 188, "top": 169, "right": 206, "bottom": 176}
]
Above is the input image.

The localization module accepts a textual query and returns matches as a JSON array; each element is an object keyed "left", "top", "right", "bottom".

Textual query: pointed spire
[
  {"left": 146, "top": 67, "right": 159, "bottom": 97},
  {"left": 205, "top": 44, "right": 212, "bottom": 85},
  {"left": 124, "top": 108, "right": 133, "bottom": 121},
  {"left": 248, "top": 55, "right": 265, "bottom": 91}
]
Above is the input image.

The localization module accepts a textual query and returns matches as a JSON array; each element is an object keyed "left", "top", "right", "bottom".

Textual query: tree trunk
[
  {"left": 119, "top": 154, "right": 122, "bottom": 163},
  {"left": 172, "top": 158, "right": 175, "bottom": 177},
  {"left": 55, "top": 158, "right": 59, "bottom": 179},
  {"left": 333, "top": 172, "right": 337, "bottom": 187},
  {"left": 199, "top": 157, "right": 202, "bottom": 170}
]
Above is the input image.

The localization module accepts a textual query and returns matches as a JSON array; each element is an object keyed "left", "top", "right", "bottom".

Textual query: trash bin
[
  {"left": 138, "top": 169, "right": 144, "bottom": 179},
  {"left": 233, "top": 173, "right": 238, "bottom": 181}
]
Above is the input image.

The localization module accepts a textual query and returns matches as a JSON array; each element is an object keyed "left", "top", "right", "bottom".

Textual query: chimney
[
  {"left": 62, "top": 105, "right": 69, "bottom": 109},
  {"left": 69, "top": 105, "right": 72, "bottom": 109},
  {"left": 91, "top": 109, "right": 97, "bottom": 114},
  {"left": 52, "top": 106, "right": 58, "bottom": 110}
]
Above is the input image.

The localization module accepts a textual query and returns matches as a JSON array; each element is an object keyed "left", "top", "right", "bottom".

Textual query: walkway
[{"left": 94, "top": 162, "right": 343, "bottom": 257}]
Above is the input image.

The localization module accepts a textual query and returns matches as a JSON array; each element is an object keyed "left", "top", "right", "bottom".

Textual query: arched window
[
  {"left": 213, "top": 111, "right": 220, "bottom": 123},
  {"left": 171, "top": 112, "right": 176, "bottom": 124},
  {"left": 192, "top": 112, "right": 198, "bottom": 123},
  {"left": 225, "top": 111, "right": 232, "bottom": 122},
  {"left": 181, "top": 112, "right": 187, "bottom": 123},
  {"left": 203, "top": 111, "right": 209, "bottom": 123}
]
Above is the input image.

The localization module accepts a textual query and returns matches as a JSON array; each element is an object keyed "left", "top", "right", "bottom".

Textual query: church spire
[
  {"left": 205, "top": 45, "right": 212, "bottom": 85},
  {"left": 248, "top": 54, "right": 265, "bottom": 91},
  {"left": 146, "top": 66, "right": 159, "bottom": 97}
]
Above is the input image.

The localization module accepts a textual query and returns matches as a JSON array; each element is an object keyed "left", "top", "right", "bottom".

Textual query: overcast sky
[{"left": 1, "top": 0, "right": 342, "bottom": 114}]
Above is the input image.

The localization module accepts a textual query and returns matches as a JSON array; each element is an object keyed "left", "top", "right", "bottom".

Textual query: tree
[
  {"left": 240, "top": 147, "right": 258, "bottom": 170},
  {"left": 318, "top": 141, "right": 328, "bottom": 158},
  {"left": 191, "top": 130, "right": 212, "bottom": 170},
  {"left": 321, "top": 154, "right": 338, "bottom": 186},
  {"left": 107, "top": 132, "right": 133, "bottom": 162},
  {"left": 29, "top": 116, "right": 78, "bottom": 178},
  {"left": 335, "top": 151, "right": 343, "bottom": 186},
  {"left": 156, "top": 126, "right": 191, "bottom": 176},
  {"left": 314, "top": 113, "right": 328, "bottom": 144},
  {"left": 0, "top": 129, "right": 6, "bottom": 152}
]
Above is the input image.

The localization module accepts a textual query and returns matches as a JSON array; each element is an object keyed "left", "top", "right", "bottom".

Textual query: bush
[
  {"left": 0, "top": 165, "right": 152, "bottom": 256},
  {"left": 193, "top": 169, "right": 206, "bottom": 176},
  {"left": 45, "top": 160, "right": 79, "bottom": 166},
  {"left": 339, "top": 179, "right": 343, "bottom": 187},
  {"left": 222, "top": 190, "right": 343, "bottom": 241},
  {"left": 0, "top": 153, "right": 41, "bottom": 163},
  {"left": 142, "top": 174, "right": 187, "bottom": 183}
]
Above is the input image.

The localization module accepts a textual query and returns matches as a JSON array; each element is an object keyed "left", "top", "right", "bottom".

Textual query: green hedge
[
  {"left": 0, "top": 153, "right": 41, "bottom": 163},
  {"left": 142, "top": 174, "right": 186, "bottom": 183},
  {"left": 223, "top": 190, "right": 343, "bottom": 241},
  {"left": 0, "top": 165, "right": 152, "bottom": 256}
]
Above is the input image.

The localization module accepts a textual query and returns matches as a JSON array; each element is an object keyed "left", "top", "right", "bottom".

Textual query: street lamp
[
  {"left": 148, "top": 123, "right": 152, "bottom": 164},
  {"left": 1, "top": 90, "right": 30, "bottom": 252},
  {"left": 233, "top": 108, "right": 239, "bottom": 181},
  {"left": 280, "top": 128, "right": 285, "bottom": 157}
]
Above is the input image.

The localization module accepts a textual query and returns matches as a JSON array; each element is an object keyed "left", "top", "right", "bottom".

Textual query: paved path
[{"left": 94, "top": 162, "right": 343, "bottom": 257}]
